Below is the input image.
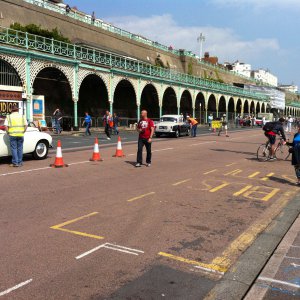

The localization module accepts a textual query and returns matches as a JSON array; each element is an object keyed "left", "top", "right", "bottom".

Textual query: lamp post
[
  {"left": 199, "top": 103, "right": 202, "bottom": 124},
  {"left": 197, "top": 33, "right": 205, "bottom": 60}
]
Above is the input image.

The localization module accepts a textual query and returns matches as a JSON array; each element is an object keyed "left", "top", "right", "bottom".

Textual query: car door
[{"left": 0, "top": 130, "right": 10, "bottom": 157}]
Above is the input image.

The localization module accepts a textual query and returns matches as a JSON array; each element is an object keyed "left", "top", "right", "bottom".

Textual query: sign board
[
  {"left": 212, "top": 120, "right": 222, "bottom": 129},
  {"left": 0, "top": 100, "right": 23, "bottom": 115},
  {"left": 244, "top": 85, "right": 285, "bottom": 110},
  {"left": 32, "top": 95, "right": 45, "bottom": 121}
]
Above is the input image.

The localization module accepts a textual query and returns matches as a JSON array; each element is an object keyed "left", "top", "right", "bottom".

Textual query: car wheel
[
  {"left": 174, "top": 130, "right": 180, "bottom": 138},
  {"left": 32, "top": 140, "right": 49, "bottom": 160},
  {"left": 155, "top": 133, "right": 161, "bottom": 138},
  {"left": 186, "top": 128, "right": 190, "bottom": 136}
]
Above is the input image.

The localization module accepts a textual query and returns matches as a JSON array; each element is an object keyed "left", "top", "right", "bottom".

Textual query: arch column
[
  {"left": 25, "top": 56, "right": 32, "bottom": 121},
  {"left": 73, "top": 64, "right": 79, "bottom": 128}
]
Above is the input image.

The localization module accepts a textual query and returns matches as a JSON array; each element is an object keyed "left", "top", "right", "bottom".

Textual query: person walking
[
  {"left": 208, "top": 114, "right": 213, "bottom": 130},
  {"left": 113, "top": 112, "right": 120, "bottom": 135},
  {"left": 82, "top": 112, "right": 92, "bottom": 136},
  {"left": 136, "top": 110, "right": 154, "bottom": 167},
  {"left": 287, "top": 115, "right": 294, "bottom": 133},
  {"left": 102, "top": 110, "right": 112, "bottom": 140},
  {"left": 287, "top": 125, "right": 300, "bottom": 185},
  {"left": 53, "top": 108, "right": 63, "bottom": 134},
  {"left": 186, "top": 116, "right": 198, "bottom": 137},
  {"left": 4, "top": 105, "right": 28, "bottom": 167},
  {"left": 218, "top": 114, "right": 229, "bottom": 137},
  {"left": 235, "top": 114, "right": 240, "bottom": 128}
]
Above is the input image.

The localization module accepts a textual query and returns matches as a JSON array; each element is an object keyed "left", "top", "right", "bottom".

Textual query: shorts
[
  {"left": 224, "top": 125, "right": 228, "bottom": 130},
  {"left": 265, "top": 133, "right": 276, "bottom": 145}
]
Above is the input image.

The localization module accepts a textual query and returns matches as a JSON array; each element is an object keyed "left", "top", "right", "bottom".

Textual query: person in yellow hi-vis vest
[
  {"left": 4, "top": 105, "right": 28, "bottom": 167},
  {"left": 186, "top": 116, "right": 199, "bottom": 137}
]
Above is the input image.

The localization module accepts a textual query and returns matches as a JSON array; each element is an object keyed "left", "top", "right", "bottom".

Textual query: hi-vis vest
[{"left": 7, "top": 114, "right": 26, "bottom": 137}]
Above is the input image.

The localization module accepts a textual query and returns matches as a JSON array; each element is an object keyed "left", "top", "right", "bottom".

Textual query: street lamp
[{"left": 197, "top": 33, "right": 206, "bottom": 60}]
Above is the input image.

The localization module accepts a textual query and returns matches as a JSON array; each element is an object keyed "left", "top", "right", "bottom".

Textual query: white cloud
[
  {"left": 213, "top": 0, "right": 300, "bottom": 10},
  {"left": 107, "top": 14, "right": 279, "bottom": 64}
]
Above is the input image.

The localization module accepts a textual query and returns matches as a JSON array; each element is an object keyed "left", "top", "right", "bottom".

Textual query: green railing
[{"left": 0, "top": 26, "right": 269, "bottom": 101}]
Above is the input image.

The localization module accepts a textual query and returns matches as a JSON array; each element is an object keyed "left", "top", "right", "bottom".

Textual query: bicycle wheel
[
  {"left": 275, "top": 144, "right": 290, "bottom": 160},
  {"left": 257, "top": 144, "right": 270, "bottom": 161}
]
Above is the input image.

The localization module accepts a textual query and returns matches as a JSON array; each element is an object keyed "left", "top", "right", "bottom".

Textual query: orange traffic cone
[
  {"left": 113, "top": 136, "right": 125, "bottom": 157},
  {"left": 50, "top": 140, "right": 68, "bottom": 168},
  {"left": 90, "top": 137, "right": 103, "bottom": 162}
]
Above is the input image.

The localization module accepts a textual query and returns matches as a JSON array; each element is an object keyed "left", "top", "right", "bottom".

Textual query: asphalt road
[{"left": 0, "top": 128, "right": 299, "bottom": 299}]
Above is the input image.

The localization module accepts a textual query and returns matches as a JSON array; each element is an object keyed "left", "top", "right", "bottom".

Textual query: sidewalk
[{"left": 245, "top": 214, "right": 300, "bottom": 299}]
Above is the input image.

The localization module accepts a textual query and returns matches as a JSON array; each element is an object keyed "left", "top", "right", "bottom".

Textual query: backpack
[{"left": 263, "top": 122, "right": 276, "bottom": 132}]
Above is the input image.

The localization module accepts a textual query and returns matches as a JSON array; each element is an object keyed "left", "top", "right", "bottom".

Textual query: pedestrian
[
  {"left": 82, "top": 112, "right": 92, "bottom": 136},
  {"left": 218, "top": 114, "right": 229, "bottom": 137},
  {"left": 186, "top": 116, "right": 198, "bottom": 137},
  {"left": 235, "top": 114, "right": 240, "bottom": 128},
  {"left": 53, "top": 108, "right": 63, "bottom": 134},
  {"left": 102, "top": 110, "right": 112, "bottom": 140},
  {"left": 287, "top": 125, "right": 300, "bottom": 185},
  {"left": 135, "top": 110, "right": 154, "bottom": 168},
  {"left": 4, "top": 105, "right": 28, "bottom": 167},
  {"left": 251, "top": 115, "right": 256, "bottom": 128},
  {"left": 262, "top": 116, "right": 266, "bottom": 126},
  {"left": 113, "top": 112, "right": 120, "bottom": 135},
  {"left": 208, "top": 113, "right": 213, "bottom": 130},
  {"left": 287, "top": 115, "right": 294, "bottom": 133},
  {"left": 65, "top": 4, "right": 71, "bottom": 13},
  {"left": 91, "top": 11, "right": 96, "bottom": 24}
]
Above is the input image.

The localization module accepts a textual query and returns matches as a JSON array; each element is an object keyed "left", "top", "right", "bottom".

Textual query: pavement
[{"left": 0, "top": 128, "right": 300, "bottom": 299}]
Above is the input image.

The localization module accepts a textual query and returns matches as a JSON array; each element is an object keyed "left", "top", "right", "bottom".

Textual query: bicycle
[{"left": 257, "top": 137, "right": 291, "bottom": 162}]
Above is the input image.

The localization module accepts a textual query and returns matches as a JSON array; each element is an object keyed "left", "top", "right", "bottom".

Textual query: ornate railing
[{"left": 0, "top": 26, "right": 269, "bottom": 101}]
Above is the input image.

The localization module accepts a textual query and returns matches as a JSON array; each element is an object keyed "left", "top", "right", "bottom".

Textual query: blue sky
[{"left": 67, "top": 0, "right": 299, "bottom": 87}]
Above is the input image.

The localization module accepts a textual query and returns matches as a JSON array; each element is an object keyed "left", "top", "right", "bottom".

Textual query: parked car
[
  {"left": 255, "top": 118, "right": 270, "bottom": 127},
  {"left": 155, "top": 115, "right": 190, "bottom": 138},
  {"left": 0, "top": 116, "right": 52, "bottom": 160}
]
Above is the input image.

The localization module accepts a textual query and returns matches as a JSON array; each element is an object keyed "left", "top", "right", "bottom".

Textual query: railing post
[
  {"left": 73, "top": 44, "right": 76, "bottom": 59},
  {"left": 93, "top": 49, "right": 96, "bottom": 63},
  {"left": 51, "top": 38, "right": 54, "bottom": 54},
  {"left": 25, "top": 32, "right": 29, "bottom": 49}
]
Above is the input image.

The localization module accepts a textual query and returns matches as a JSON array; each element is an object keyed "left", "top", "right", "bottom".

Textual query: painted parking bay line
[
  {"left": 0, "top": 279, "right": 33, "bottom": 297},
  {"left": 203, "top": 169, "right": 217, "bottom": 175},
  {"left": 209, "top": 182, "right": 230, "bottom": 193},
  {"left": 172, "top": 178, "right": 191, "bottom": 186},
  {"left": 189, "top": 141, "right": 216, "bottom": 146},
  {"left": 127, "top": 192, "right": 155, "bottom": 202},
  {"left": 50, "top": 212, "right": 104, "bottom": 240},
  {"left": 76, "top": 243, "right": 144, "bottom": 259},
  {"left": 261, "top": 172, "right": 275, "bottom": 181},
  {"left": 158, "top": 252, "right": 226, "bottom": 275}
]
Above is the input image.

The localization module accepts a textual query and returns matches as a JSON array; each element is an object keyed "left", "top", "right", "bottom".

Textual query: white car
[
  {"left": 0, "top": 118, "right": 52, "bottom": 160},
  {"left": 155, "top": 115, "right": 191, "bottom": 138}
]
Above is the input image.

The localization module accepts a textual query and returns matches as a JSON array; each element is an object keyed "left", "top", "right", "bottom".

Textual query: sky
[{"left": 66, "top": 0, "right": 299, "bottom": 87}]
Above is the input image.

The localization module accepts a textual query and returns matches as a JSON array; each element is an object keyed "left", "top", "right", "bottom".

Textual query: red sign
[{"left": 0, "top": 90, "right": 22, "bottom": 101}]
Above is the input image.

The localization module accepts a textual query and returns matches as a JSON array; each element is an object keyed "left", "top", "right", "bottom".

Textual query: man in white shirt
[{"left": 287, "top": 115, "right": 294, "bottom": 133}]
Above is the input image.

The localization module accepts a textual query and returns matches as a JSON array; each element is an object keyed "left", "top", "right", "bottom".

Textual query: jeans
[
  {"left": 55, "top": 120, "right": 61, "bottom": 133},
  {"left": 191, "top": 124, "right": 198, "bottom": 137},
  {"left": 114, "top": 125, "right": 119, "bottom": 135},
  {"left": 10, "top": 136, "right": 24, "bottom": 165},
  {"left": 137, "top": 138, "right": 152, "bottom": 164},
  {"left": 105, "top": 124, "right": 111, "bottom": 138},
  {"left": 85, "top": 123, "right": 91, "bottom": 135}
]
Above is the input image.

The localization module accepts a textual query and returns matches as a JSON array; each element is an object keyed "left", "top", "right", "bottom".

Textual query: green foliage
[{"left": 10, "top": 23, "right": 70, "bottom": 43}]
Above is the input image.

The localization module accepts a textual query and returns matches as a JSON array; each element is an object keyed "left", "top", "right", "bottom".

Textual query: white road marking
[
  {"left": 290, "top": 245, "right": 300, "bottom": 248},
  {"left": 0, "top": 161, "right": 90, "bottom": 177},
  {"left": 285, "top": 256, "right": 300, "bottom": 260},
  {"left": 258, "top": 276, "right": 300, "bottom": 289},
  {"left": 189, "top": 141, "right": 216, "bottom": 146},
  {"left": 0, "top": 279, "right": 33, "bottom": 297},
  {"left": 76, "top": 243, "right": 144, "bottom": 259},
  {"left": 128, "top": 148, "right": 174, "bottom": 156},
  {"left": 291, "top": 263, "right": 300, "bottom": 267},
  {"left": 194, "top": 265, "right": 225, "bottom": 276}
]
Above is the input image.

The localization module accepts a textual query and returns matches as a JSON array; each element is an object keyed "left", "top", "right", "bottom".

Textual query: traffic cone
[
  {"left": 90, "top": 137, "right": 103, "bottom": 162},
  {"left": 113, "top": 136, "right": 125, "bottom": 157},
  {"left": 50, "top": 140, "right": 68, "bottom": 168}
]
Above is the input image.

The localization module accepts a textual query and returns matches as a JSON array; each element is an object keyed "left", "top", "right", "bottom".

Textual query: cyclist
[{"left": 263, "top": 117, "right": 287, "bottom": 161}]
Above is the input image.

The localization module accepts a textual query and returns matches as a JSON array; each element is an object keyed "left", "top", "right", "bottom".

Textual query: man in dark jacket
[{"left": 264, "top": 117, "right": 287, "bottom": 161}]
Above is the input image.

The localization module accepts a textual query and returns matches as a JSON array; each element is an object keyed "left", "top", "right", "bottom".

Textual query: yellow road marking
[
  {"left": 209, "top": 183, "right": 230, "bottom": 193},
  {"left": 158, "top": 252, "right": 227, "bottom": 273},
  {"left": 261, "top": 172, "right": 275, "bottom": 181},
  {"left": 203, "top": 169, "right": 217, "bottom": 175},
  {"left": 50, "top": 212, "right": 104, "bottom": 239},
  {"left": 127, "top": 192, "right": 156, "bottom": 202},
  {"left": 261, "top": 188, "right": 280, "bottom": 201},
  {"left": 172, "top": 179, "right": 191, "bottom": 186},
  {"left": 233, "top": 185, "right": 253, "bottom": 196},
  {"left": 248, "top": 172, "right": 260, "bottom": 178},
  {"left": 224, "top": 169, "right": 241, "bottom": 176},
  {"left": 226, "top": 163, "right": 236, "bottom": 167},
  {"left": 210, "top": 189, "right": 298, "bottom": 272}
]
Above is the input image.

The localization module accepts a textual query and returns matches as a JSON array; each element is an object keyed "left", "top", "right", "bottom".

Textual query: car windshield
[{"left": 160, "top": 117, "right": 177, "bottom": 123}]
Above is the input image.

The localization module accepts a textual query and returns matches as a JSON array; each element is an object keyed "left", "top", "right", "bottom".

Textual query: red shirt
[{"left": 138, "top": 118, "right": 154, "bottom": 139}]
